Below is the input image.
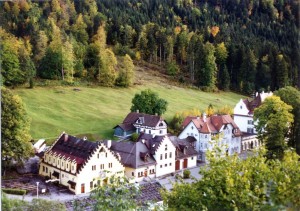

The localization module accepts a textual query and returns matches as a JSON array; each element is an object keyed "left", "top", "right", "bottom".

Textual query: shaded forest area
[{"left": 0, "top": 0, "right": 299, "bottom": 94}]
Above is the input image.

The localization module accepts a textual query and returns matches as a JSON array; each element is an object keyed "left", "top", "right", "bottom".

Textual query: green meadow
[{"left": 13, "top": 81, "right": 245, "bottom": 143}]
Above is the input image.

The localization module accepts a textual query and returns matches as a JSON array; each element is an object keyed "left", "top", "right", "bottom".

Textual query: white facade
[
  {"left": 153, "top": 136, "right": 176, "bottom": 177},
  {"left": 233, "top": 91, "right": 273, "bottom": 134},
  {"left": 134, "top": 119, "right": 168, "bottom": 136},
  {"left": 39, "top": 142, "right": 125, "bottom": 195},
  {"left": 179, "top": 120, "right": 241, "bottom": 162},
  {"left": 233, "top": 99, "right": 257, "bottom": 134}
]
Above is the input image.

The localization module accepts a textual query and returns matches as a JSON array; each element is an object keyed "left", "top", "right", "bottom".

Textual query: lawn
[{"left": 12, "top": 70, "right": 245, "bottom": 142}]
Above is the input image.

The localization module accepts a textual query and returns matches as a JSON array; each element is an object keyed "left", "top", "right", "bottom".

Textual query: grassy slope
[{"left": 13, "top": 67, "right": 245, "bottom": 142}]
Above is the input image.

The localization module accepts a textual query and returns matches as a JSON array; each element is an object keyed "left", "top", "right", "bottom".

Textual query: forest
[{"left": 0, "top": 0, "right": 299, "bottom": 94}]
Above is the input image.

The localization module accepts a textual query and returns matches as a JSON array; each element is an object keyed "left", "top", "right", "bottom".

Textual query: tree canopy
[
  {"left": 130, "top": 89, "right": 168, "bottom": 115},
  {"left": 162, "top": 148, "right": 300, "bottom": 210},
  {"left": 1, "top": 87, "right": 33, "bottom": 172},
  {"left": 254, "top": 96, "right": 294, "bottom": 159},
  {"left": 274, "top": 86, "right": 300, "bottom": 155}
]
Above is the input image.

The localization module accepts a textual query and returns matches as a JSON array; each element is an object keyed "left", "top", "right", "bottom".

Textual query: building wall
[
  {"left": 177, "top": 156, "right": 197, "bottom": 170},
  {"left": 153, "top": 137, "right": 176, "bottom": 177},
  {"left": 233, "top": 115, "right": 256, "bottom": 134},
  {"left": 39, "top": 143, "right": 125, "bottom": 195},
  {"left": 124, "top": 165, "right": 156, "bottom": 183}
]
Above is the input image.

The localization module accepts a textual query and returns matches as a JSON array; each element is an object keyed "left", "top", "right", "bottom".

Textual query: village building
[
  {"left": 38, "top": 132, "right": 125, "bottom": 194},
  {"left": 108, "top": 133, "right": 197, "bottom": 182},
  {"left": 113, "top": 112, "right": 167, "bottom": 138},
  {"left": 178, "top": 114, "right": 242, "bottom": 162},
  {"left": 233, "top": 91, "right": 273, "bottom": 151}
]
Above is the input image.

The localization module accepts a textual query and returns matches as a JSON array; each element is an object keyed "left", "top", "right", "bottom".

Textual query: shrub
[
  {"left": 183, "top": 170, "right": 191, "bottom": 179},
  {"left": 2, "top": 188, "right": 27, "bottom": 195},
  {"left": 131, "top": 133, "right": 139, "bottom": 142},
  {"left": 166, "top": 61, "right": 179, "bottom": 76}
]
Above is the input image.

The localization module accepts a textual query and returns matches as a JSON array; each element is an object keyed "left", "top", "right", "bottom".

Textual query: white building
[
  {"left": 109, "top": 133, "right": 197, "bottom": 182},
  {"left": 114, "top": 112, "right": 167, "bottom": 138},
  {"left": 233, "top": 91, "right": 272, "bottom": 151},
  {"left": 178, "top": 114, "right": 242, "bottom": 162},
  {"left": 39, "top": 132, "right": 125, "bottom": 194},
  {"left": 233, "top": 91, "right": 273, "bottom": 134}
]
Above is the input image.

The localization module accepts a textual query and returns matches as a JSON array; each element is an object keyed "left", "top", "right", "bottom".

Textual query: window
[
  {"left": 160, "top": 130, "right": 163, "bottom": 134},
  {"left": 67, "top": 164, "right": 69, "bottom": 169},
  {"left": 132, "top": 172, "right": 134, "bottom": 176},
  {"left": 57, "top": 160, "right": 60, "bottom": 165},
  {"left": 191, "top": 126, "right": 194, "bottom": 130},
  {"left": 165, "top": 164, "right": 167, "bottom": 167},
  {"left": 191, "top": 156, "right": 194, "bottom": 160},
  {"left": 159, "top": 122, "right": 164, "bottom": 126},
  {"left": 109, "top": 163, "right": 112, "bottom": 168},
  {"left": 149, "top": 130, "right": 151, "bottom": 134},
  {"left": 62, "top": 162, "right": 64, "bottom": 167},
  {"left": 46, "top": 167, "right": 48, "bottom": 173},
  {"left": 90, "top": 181, "right": 93, "bottom": 189},
  {"left": 100, "top": 164, "right": 104, "bottom": 169},
  {"left": 62, "top": 174, "right": 64, "bottom": 178},
  {"left": 248, "top": 120, "right": 253, "bottom": 125},
  {"left": 43, "top": 166, "right": 45, "bottom": 172},
  {"left": 240, "top": 105, "right": 243, "bottom": 109},
  {"left": 165, "top": 153, "right": 167, "bottom": 159},
  {"left": 160, "top": 165, "right": 162, "bottom": 168},
  {"left": 92, "top": 165, "right": 96, "bottom": 171},
  {"left": 72, "top": 166, "right": 74, "bottom": 171},
  {"left": 169, "top": 163, "right": 172, "bottom": 166},
  {"left": 165, "top": 144, "right": 167, "bottom": 151},
  {"left": 160, "top": 154, "right": 162, "bottom": 160},
  {"left": 247, "top": 128, "right": 254, "bottom": 133},
  {"left": 205, "top": 135, "right": 207, "bottom": 138},
  {"left": 105, "top": 153, "right": 107, "bottom": 157},
  {"left": 169, "top": 152, "right": 172, "bottom": 158}
]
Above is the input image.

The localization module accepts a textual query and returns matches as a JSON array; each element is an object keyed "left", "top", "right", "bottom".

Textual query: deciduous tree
[
  {"left": 131, "top": 89, "right": 168, "bottom": 115},
  {"left": 254, "top": 96, "right": 293, "bottom": 159},
  {"left": 275, "top": 86, "right": 300, "bottom": 155},
  {"left": 1, "top": 88, "right": 33, "bottom": 174}
]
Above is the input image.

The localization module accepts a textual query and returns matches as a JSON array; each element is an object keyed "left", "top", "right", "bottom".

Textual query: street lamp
[{"left": 36, "top": 182, "right": 39, "bottom": 199}]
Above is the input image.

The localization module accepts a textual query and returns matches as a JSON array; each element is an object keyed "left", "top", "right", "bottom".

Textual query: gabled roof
[
  {"left": 49, "top": 133, "right": 99, "bottom": 165},
  {"left": 182, "top": 115, "right": 242, "bottom": 136},
  {"left": 242, "top": 91, "right": 273, "bottom": 114},
  {"left": 137, "top": 133, "right": 166, "bottom": 154},
  {"left": 169, "top": 136, "right": 198, "bottom": 159},
  {"left": 108, "top": 140, "right": 156, "bottom": 169},
  {"left": 123, "top": 112, "right": 165, "bottom": 127}
]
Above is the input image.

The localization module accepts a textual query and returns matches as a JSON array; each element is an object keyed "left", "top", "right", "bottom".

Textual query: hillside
[{"left": 12, "top": 67, "right": 245, "bottom": 142}]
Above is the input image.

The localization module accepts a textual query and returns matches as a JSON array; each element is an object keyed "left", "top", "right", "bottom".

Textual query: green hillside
[{"left": 13, "top": 69, "right": 244, "bottom": 142}]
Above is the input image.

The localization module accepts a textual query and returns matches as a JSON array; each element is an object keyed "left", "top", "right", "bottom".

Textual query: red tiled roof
[{"left": 182, "top": 115, "right": 242, "bottom": 136}]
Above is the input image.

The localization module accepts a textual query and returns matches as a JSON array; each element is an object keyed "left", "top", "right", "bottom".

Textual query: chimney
[
  {"left": 136, "top": 109, "right": 139, "bottom": 113},
  {"left": 202, "top": 112, "right": 207, "bottom": 122},
  {"left": 107, "top": 140, "right": 111, "bottom": 149},
  {"left": 64, "top": 134, "right": 68, "bottom": 142}
]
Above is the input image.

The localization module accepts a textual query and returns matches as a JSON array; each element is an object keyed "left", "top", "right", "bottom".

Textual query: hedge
[{"left": 2, "top": 188, "right": 27, "bottom": 195}]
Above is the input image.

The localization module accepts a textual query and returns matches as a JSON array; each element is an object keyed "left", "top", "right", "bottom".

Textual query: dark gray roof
[
  {"left": 113, "top": 123, "right": 135, "bottom": 131},
  {"left": 123, "top": 112, "right": 164, "bottom": 127},
  {"left": 137, "top": 133, "right": 165, "bottom": 154},
  {"left": 136, "top": 182, "right": 163, "bottom": 204},
  {"left": 169, "top": 136, "right": 198, "bottom": 159},
  {"left": 108, "top": 141, "right": 156, "bottom": 168}
]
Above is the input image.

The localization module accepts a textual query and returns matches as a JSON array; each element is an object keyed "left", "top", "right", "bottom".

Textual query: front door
[
  {"left": 183, "top": 159, "right": 188, "bottom": 168},
  {"left": 81, "top": 183, "right": 85, "bottom": 193},
  {"left": 175, "top": 160, "right": 180, "bottom": 171}
]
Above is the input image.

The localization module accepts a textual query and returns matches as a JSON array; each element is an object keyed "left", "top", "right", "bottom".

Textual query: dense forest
[{"left": 0, "top": 0, "right": 299, "bottom": 94}]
